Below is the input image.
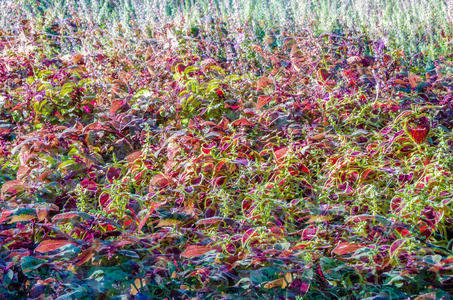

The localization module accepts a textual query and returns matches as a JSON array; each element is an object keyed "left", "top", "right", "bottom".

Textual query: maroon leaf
[
  {"left": 196, "top": 217, "right": 226, "bottom": 226},
  {"left": 390, "top": 239, "right": 406, "bottom": 258},
  {"left": 52, "top": 212, "right": 79, "bottom": 221},
  {"left": 80, "top": 178, "right": 98, "bottom": 192}
]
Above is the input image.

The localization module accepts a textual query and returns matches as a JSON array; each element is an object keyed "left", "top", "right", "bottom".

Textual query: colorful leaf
[
  {"left": 390, "top": 239, "right": 407, "bottom": 258},
  {"left": 256, "top": 95, "right": 273, "bottom": 110},
  {"left": 231, "top": 118, "right": 254, "bottom": 126},
  {"left": 306, "top": 215, "right": 332, "bottom": 224},
  {"left": 263, "top": 273, "right": 296, "bottom": 289},
  {"left": 181, "top": 245, "right": 213, "bottom": 258},
  {"left": 156, "top": 219, "right": 182, "bottom": 228},
  {"left": 1, "top": 180, "right": 25, "bottom": 196},
  {"left": 332, "top": 242, "right": 364, "bottom": 255},
  {"left": 9, "top": 214, "right": 36, "bottom": 223},
  {"left": 35, "top": 239, "right": 75, "bottom": 253}
]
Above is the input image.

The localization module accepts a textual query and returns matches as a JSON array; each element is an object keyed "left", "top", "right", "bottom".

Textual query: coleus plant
[
  {"left": 394, "top": 105, "right": 440, "bottom": 145},
  {"left": 1, "top": 9, "right": 453, "bottom": 300}
]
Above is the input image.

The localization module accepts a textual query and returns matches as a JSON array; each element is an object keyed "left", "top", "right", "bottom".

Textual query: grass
[
  {"left": 0, "top": 0, "right": 453, "bottom": 299},
  {"left": 2, "top": 0, "right": 452, "bottom": 58}
]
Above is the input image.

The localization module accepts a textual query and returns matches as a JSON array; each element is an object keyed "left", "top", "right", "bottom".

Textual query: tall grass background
[{"left": 1, "top": 0, "right": 452, "bottom": 59}]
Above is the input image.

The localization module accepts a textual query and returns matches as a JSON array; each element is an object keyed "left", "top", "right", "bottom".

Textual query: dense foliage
[{"left": 1, "top": 1, "right": 453, "bottom": 299}]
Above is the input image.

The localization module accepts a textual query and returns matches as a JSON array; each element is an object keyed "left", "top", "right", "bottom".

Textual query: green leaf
[
  {"left": 184, "top": 65, "right": 199, "bottom": 75},
  {"left": 60, "top": 82, "right": 76, "bottom": 98},
  {"left": 20, "top": 256, "right": 47, "bottom": 278},
  {"left": 26, "top": 76, "right": 35, "bottom": 85},
  {"left": 58, "top": 159, "right": 76, "bottom": 171},
  {"left": 133, "top": 88, "right": 151, "bottom": 99}
]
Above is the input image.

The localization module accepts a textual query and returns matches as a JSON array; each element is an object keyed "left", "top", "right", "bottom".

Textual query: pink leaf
[
  {"left": 332, "top": 242, "right": 364, "bottom": 255},
  {"left": 35, "top": 239, "right": 75, "bottom": 253}
]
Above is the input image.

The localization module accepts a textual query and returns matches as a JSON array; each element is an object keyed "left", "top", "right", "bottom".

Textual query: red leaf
[
  {"left": 332, "top": 242, "right": 364, "bottom": 255},
  {"left": 35, "top": 239, "right": 75, "bottom": 253},
  {"left": 126, "top": 151, "right": 143, "bottom": 163},
  {"left": 1, "top": 180, "right": 25, "bottom": 197},
  {"left": 167, "top": 142, "right": 180, "bottom": 160},
  {"left": 201, "top": 142, "right": 215, "bottom": 154},
  {"left": 317, "top": 69, "right": 330, "bottom": 81},
  {"left": 36, "top": 206, "right": 49, "bottom": 222},
  {"left": 408, "top": 125, "right": 429, "bottom": 144},
  {"left": 74, "top": 240, "right": 102, "bottom": 266},
  {"left": 215, "top": 161, "right": 226, "bottom": 174},
  {"left": 256, "top": 96, "right": 273, "bottom": 110},
  {"left": 394, "top": 78, "right": 409, "bottom": 86},
  {"left": 346, "top": 214, "right": 375, "bottom": 223},
  {"left": 274, "top": 147, "right": 289, "bottom": 160},
  {"left": 296, "top": 163, "right": 310, "bottom": 174},
  {"left": 107, "top": 167, "right": 121, "bottom": 182},
  {"left": 178, "top": 64, "right": 186, "bottom": 73},
  {"left": 289, "top": 167, "right": 298, "bottom": 176},
  {"left": 199, "top": 121, "right": 217, "bottom": 127},
  {"left": 213, "top": 176, "right": 225, "bottom": 188},
  {"left": 361, "top": 168, "right": 373, "bottom": 180},
  {"left": 256, "top": 76, "right": 273, "bottom": 92},
  {"left": 149, "top": 174, "right": 173, "bottom": 188},
  {"left": 277, "top": 178, "right": 286, "bottom": 186},
  {"left": 164, "top": 160, "right": 178, "bottom": 173},
  {"left": 181, "top": 245, "right": 213, "bottom": 258},
  {"left": 0, "top": 210, "right": 13, "bottom": 224},
  {"left": 274, "top": 147, "right": 289, "bottom": 166},
  {"left": 110, "top": 99, "right": 125, "bottom": 115},
  {"left": 188, "top": 119, "right": 197, "bottom": 129},
  {"left": 16, "top": 166, "right": 31, "bottom": 180},
  {"left": 216, "top": 118, "right": 229, "bottom": 130},
  {"left": 231, "top": 118, "right": 254, "bottom": 126},
  {"left": 134, "top": 170, "right": 145, "bottom": 181},
  {"left": 215, "top": 89, "right": 225, "bottom": 98}
]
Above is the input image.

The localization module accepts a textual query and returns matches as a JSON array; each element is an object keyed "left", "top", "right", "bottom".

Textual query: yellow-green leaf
[
  {"left": 263, "top": 273, "right": 296, "bottom": 289},
  {"left": 10, "top": 214, "right": 36, "bottom": 223},
  {"left": 306, "top": 215, "right": 332, "bottom": 223},
  {"left": 156, "top": 219, "right": 182, "bottom": 228}
]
